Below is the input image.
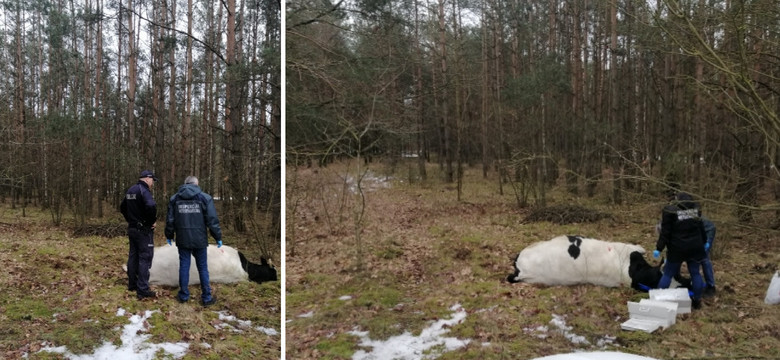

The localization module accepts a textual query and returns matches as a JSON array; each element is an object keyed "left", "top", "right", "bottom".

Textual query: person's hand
[
  {"left": 167, "top": 239, "right": 173, "bottom": 246},
  {"left": 704, "top": 242, "right": 711, "bottom": 251},
  {"left": 653, "top": 250, "right": 661, "bottom": 259},
  {"left": 217, "top": 240, "right": 223, "bottom": 248}
]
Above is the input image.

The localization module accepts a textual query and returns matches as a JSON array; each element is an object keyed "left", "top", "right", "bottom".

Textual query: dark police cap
[{"left": 139, "top": 170, "right": 159, "bottom": 182}]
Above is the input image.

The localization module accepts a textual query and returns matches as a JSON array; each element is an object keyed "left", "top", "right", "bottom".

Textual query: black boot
[
  {"left": 692, "top": 298, "right": 702, "bottom": 310},
  {"left": 137, "top": 290, "right": 157, "bottom": 300}
]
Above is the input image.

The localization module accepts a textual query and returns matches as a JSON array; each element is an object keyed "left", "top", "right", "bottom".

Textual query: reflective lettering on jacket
[
  {"left": 177, "top": 203, "right": 202, "bottom": 214},
  {"left": 677, "top": 209, "right": 699, "bottom": 221}
]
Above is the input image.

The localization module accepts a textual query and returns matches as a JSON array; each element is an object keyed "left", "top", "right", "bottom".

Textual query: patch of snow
[
  {"left": 38, "top": 309, "right": 189, "bottom": 360},
  {"left": 596, "top": 335, "right": 617, "bottom": 348},
  {"left": 339, "top": 295, "right": 353, "bottom": 301},
  {"left": 348, "top": 304, "right": 470, "bottom": 360},
  {"left": 523, "top": 314, "right": 616, "bottom": 348},
  {"left": 550, "top": 314, "right": 590, "bottom": 345},
  {"left": 298, "top": 311, "right": 315, "bottom": 318},
  {"left": 33, "top": 308, "right": 279, "bottom": 360},
  {"left": 257, "top": 326, "right": 279, "bottom": 336},
  {"left": 346, "top": 171, "right": 392, "bottom": 194},
  {"left": 523, "top": 325, "right": 550, "bottom": 339},
  {"left": 215, "top": 310, "right": 279, "bottom": 336}
]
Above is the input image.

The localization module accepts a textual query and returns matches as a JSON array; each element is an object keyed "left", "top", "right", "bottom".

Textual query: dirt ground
[{"left": 285, "top": 161, "right": 780, "bottom": 359}]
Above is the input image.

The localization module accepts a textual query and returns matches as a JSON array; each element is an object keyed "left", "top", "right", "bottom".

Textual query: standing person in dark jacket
[
  {"left": 120, "top": 170, "right": 159, "bottom": 300},
  {"left": 653, "top": 192, "right": 708, "bottom": 309},
  {"left": 165, "top": 176, "right": 223, "bottom": 306},
  {"left": 701, "top": 218, "right": 717, "bottom": 297}
]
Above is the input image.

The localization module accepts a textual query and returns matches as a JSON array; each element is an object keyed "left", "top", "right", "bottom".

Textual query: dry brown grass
[{"left": 285, "top": 160, "right": 780, "bottom": 359}]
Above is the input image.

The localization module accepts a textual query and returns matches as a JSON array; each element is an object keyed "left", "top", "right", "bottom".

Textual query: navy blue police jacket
[
  {"left": 165, "top": 184, "right": 222, "bottom": 249},
  {"left": 656, "top": 193, "right": 707, "bottom": 262},
  {"left": 120, "top": 180, "right": 157, "bottom": 229}
]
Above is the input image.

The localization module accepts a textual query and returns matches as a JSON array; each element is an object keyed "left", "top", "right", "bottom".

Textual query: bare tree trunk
[
  {"left": 481, "top": 0, "right": 489, "bottom": 179},
  {"left": 609, "top": 0, "right": 622, "bottom": 204},
  {"left": 184, "top": 0, "right": 194, "bottom": 174},
  {"left": 437, "top": 0, "right": 453, "bottom": 183},
  {"left": 126, "top": 0, "right": 137, "bottom": 148},
  {"left": 96, "top": 0, "right": 106, "bottom": 217},
  {"left": 414, "top": 0, "right": 427, "bottom": 180},
  {"left": 225, "top": 0, "right": 247, "bottom": 231},
  {"left": 168, "top": 0, "right": 178, "bottom": 186},
  {"left": 13, "top": 1, "right": 26, "bottom": 209},
  {"left": 493, "top": 0, "right": 505, "bottom": 196}
]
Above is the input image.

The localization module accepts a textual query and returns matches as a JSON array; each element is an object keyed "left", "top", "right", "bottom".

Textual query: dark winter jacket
[
  {"left": 164, "top": 184, "right": 222, "bottom": 249},
  {"left": 656, "top": 192, "right": 707, "bottom": 262},
  {"left": 703, "top": 217, "right": 716, "bottom": 243},
  {"left": 120, "top": 181, "right": 157, "bottom": 230}
]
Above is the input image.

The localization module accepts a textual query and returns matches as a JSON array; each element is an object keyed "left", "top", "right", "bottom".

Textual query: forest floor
[
  {"left": 285, "top": 160, "right": 780, "bottom": 359},
  {"left": 0, "top": 205, "right": 280, "bottom": 359}
]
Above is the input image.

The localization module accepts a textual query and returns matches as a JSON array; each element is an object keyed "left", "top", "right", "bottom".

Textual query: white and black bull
[
  {"left": 507, "top": 235, "right": 644, "bottom": 287},
  {"left": 144, "top": 245, "right": 277, "bottom": 286}
]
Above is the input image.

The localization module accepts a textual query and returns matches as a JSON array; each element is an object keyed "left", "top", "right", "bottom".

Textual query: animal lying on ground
[
  {"left": 507, "top": 235, "right": 644, "bottom": 287},
  {"left": 628, "top": 251, "right": 691, "bottom": 291},
  {"left": 142, "top": 245, "right": 277, "bottom": 286}
]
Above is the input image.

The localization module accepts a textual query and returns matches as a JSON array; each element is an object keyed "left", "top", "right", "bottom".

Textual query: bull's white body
[
  {"left": 532, "top": 351, "right": 658, "bottom": 360},
  {"left": 148, "top": 244, "right": 249, "bottom": 286},
  {"left": 509, "top": 236, "right": 645, "bottom": 287}
]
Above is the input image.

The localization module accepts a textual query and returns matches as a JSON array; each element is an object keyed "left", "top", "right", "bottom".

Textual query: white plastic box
[
  {"left": 621, "top": 299, "right": 678, "bottom": 333},
  {"left": 649, "top": 288, "right": 692, "bottom": 314}
]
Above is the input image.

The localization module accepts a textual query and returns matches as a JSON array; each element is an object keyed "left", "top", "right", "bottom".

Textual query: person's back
[
  {"left": 655, "top": 192, "right": 707, "bottom": 309},
  {"left": 165, "top": 176, "right": 222, "bottom": 306},
  {"left": 657, "top": 193, "right": 707, "bottom": 262},
  {"left": 167, "top": 184, "right": 220, "bottom": 248}
]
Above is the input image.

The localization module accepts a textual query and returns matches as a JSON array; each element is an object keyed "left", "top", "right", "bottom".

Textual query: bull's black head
[
  {"left": 507, "top": 253, "right": 521, "bottom": 283},
  {"left": 239, "top": 252, "right": 278, "bottom": 284}
]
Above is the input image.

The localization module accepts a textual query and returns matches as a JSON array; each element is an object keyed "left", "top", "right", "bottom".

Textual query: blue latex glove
[
  {"left": 217, "top": 240, "right": 223, "bottom": 248},
  {"left": 167, "top": 239, "right": 173, "bottom": 246},
  {"left": 704, "top": 242, "right": 711, "bottom": 251},
  {"left": 653, "top": 250, "right": 661, "bottom": 259}
]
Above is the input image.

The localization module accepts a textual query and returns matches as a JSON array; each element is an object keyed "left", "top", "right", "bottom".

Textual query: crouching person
[
  {"left": 654, "top": 192, "right": 707, "bottom": 309},
  {"left": 165, "top": 176, "right": 223, "bottom": 306}
]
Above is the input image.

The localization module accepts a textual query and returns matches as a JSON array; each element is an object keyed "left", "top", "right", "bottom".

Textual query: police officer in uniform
[{"left": 120, "top": 170, "right": 158, "bottom": 300}]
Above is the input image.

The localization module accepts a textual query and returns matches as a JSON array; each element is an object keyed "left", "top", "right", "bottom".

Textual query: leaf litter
[{"left": 286, "top": 162, "right": 780, "bottom": 360}]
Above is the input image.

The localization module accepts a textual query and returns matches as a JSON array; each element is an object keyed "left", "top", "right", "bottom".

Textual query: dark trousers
[
  {"left": 702, "top": 250, "right": 716, "bottom": 288},
  {"left": 127, "top": 227, "right": 155, "bottom": 294},
  {"left": 177, "top": 247, "right": 213, "bottom": 302},
  {"left": 659, "top": 257, "right": 705, "bottom": 300}
]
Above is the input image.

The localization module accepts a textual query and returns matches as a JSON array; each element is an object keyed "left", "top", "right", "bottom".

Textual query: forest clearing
[
  {"left": 285, "top": 160, "right": 780, "bottom": 359},
  {"left": 0, "top": 205, "right": 280, "bottom": 360}
]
